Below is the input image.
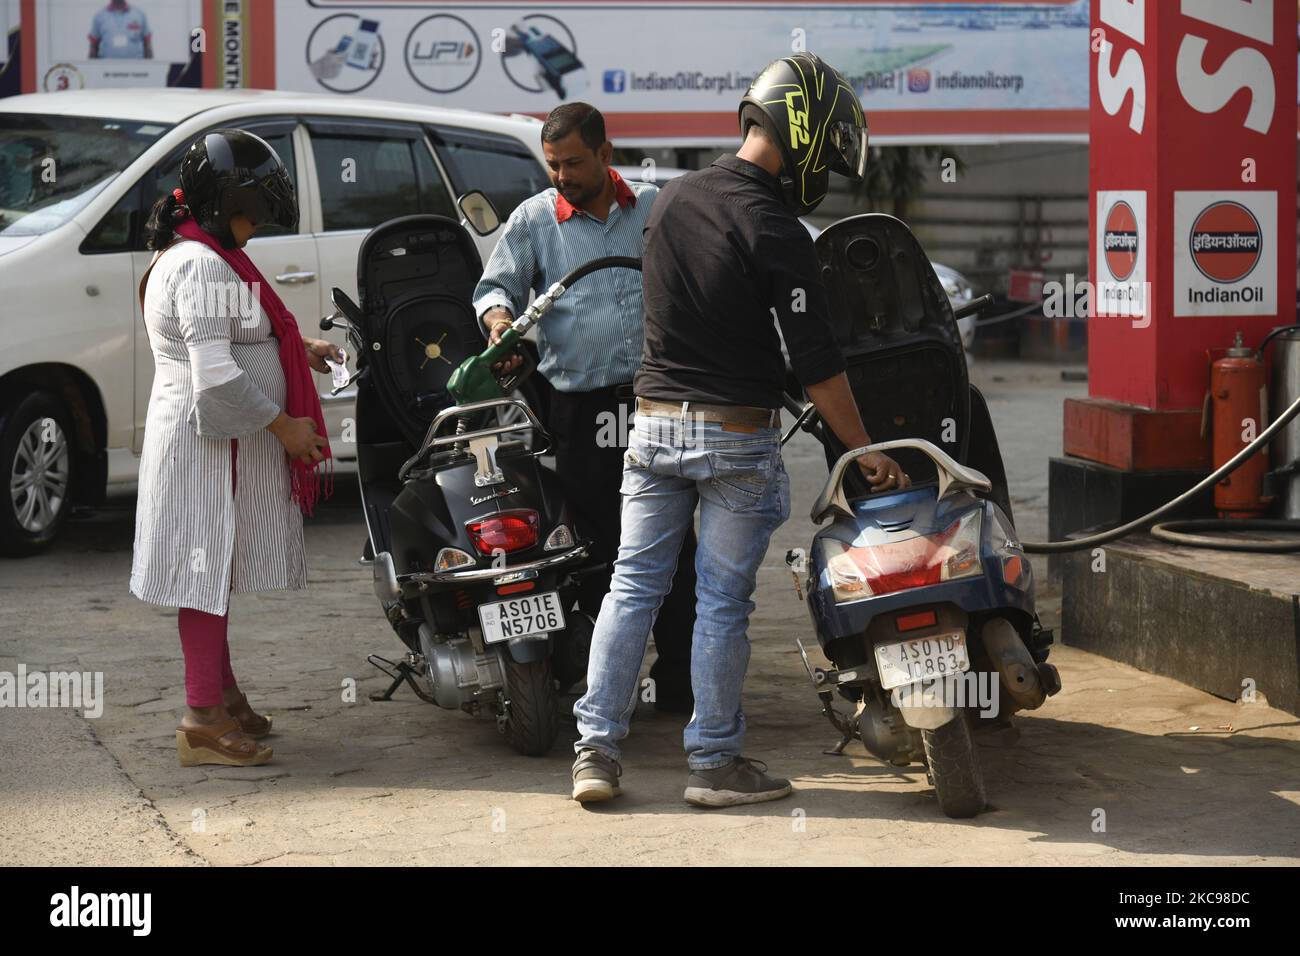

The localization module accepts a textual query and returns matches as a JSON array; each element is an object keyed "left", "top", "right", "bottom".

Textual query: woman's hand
[
  {"left": 268, "top": 413, "right": 328, "bottom": 464},
  {"left": 303, "top": 336, "right": 343, "bottom": 374}
]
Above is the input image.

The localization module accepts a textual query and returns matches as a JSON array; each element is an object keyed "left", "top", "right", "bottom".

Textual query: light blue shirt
[
  {"left": 472, "top": 179, "right": 657, "bottom": 393},
  {"left": 90, "top": 5, "right": 151, "bottom": 59}
]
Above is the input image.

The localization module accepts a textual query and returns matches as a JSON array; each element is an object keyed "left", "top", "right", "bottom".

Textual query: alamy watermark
[
  {"left": 1042, "top": 273, "right": 1152, "bottom": 327},
  {"left": 890, "top": 671, "right": 999, "bottom": 719},
  {"left": 0, "top": 665, "right": 104, "bottom": 718}
]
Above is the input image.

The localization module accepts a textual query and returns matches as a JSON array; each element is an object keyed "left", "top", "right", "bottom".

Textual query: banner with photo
[
  {"left": 273, "top": 0, "right": 1095, "bottom": 141},
  {"left": 31, "top": 0, "right": 202, "bottom": 93},
  {"left": 3, "top": 1, "right": 1299, "bottom": 142},
  {"left": 1, "top": 1, "right": 20, "bottom": 97}
]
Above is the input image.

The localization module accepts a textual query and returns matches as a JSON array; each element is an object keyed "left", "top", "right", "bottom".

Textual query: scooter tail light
[
  {"left": 435, "top": 547, "right": 476, "bottom": 572},
  {"left": 467, "top": 509, "right": 540, "bottom": 555},
  {"left": 827, "top": 552, "right": 870, "bottom": 600},
  {"left": 823, "top": 510, "right": 984, "bottom": 601},
  {"left": 544, "top": 524, "right": 574, "bottom": 551},
  {"left": 939, "top": 511, "right": 984, "bottom": 582}
]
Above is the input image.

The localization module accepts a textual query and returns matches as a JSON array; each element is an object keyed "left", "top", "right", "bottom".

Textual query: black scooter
[{"left": 323, "top": 199, "right": 597, "bottom": 755}]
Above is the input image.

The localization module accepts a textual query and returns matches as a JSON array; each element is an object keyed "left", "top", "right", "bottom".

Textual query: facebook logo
[{"left": 603, "top": 69, "right": 627, "bottom": 93}]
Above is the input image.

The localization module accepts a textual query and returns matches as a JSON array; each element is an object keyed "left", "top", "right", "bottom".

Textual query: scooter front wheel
[
  {"left": 500, "top": 653, "right": 560, "bottom": 757},
  {"left": 921, "top": 710, "right": 986, "bottom": 818}
]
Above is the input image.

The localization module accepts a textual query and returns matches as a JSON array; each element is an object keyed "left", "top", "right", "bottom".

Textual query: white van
[{"left": 0, "top": 89, "right": 549, "bottom": 555}]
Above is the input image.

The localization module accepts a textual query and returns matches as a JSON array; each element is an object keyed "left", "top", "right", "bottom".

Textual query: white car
[
  {"left": 615, "top": 165, "right": 979, "bottom": 351},
  {"left": 0, "top": 89, "right": 551, "bottom": 555}
]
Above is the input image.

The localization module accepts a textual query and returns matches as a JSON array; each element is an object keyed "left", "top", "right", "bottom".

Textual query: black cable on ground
[
  {"left": 1020, "top": 389, "right": 1300, "bottom": 554},
  {"left": 1148, "top": 519, "right": 1300, "bottom": 553}
]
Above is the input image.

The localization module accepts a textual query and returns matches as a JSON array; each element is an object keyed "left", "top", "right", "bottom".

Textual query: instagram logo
[{"left": 907, "top": 68, "right": 931, "bottom": 93}]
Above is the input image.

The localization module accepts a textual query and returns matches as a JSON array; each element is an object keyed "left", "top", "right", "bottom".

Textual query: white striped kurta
[{"left": 130, "top": 240, "right": 307, "bottom": 617}]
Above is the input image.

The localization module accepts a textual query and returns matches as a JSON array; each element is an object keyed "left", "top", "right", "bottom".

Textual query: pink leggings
[{"left": 178, "top": 438, "right": 239, "bottom": 708}]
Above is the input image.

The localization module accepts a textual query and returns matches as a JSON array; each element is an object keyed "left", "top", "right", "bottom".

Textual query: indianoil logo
[
  {"left": 1190, "top": 201, "right": 1262, "bottom": 284},
  {"left": 1102, "top": 200, "right": 1139, "bottom": 281}
]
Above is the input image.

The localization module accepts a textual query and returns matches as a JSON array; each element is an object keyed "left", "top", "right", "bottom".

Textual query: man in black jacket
[{"left": 572, "top": 53, "right": 908, "bottom": 807}]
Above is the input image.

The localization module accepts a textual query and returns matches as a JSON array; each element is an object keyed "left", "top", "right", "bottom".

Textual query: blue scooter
[{"left": 782, "top": 214, "right": 1060, "bottom": 818}]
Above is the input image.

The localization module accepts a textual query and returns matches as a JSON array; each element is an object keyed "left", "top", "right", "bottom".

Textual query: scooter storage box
[
  {"left": 814, "top": 215, "right": 970, "bottom": 488},
  {"left": 356, "top": 214, "right": 489, "bottom": 448}
]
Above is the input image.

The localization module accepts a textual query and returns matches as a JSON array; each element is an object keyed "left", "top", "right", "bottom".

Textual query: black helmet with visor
[
  {"left": 179, "top": 128, "right": 297, "bottom": 246},
  {"left": 738, "top": 53, "right": 868, "bottom": 216}
]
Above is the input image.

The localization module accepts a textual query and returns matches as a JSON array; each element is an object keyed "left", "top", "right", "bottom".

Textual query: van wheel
[
  {"left": 1, "top": 392, "right": 75, "bottom": 557},
  {"left": 921, "top": 710, "right": 987, "bottom": 818}
]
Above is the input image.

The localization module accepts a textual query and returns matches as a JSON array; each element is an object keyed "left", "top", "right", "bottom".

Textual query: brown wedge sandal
[
  {"left": 225, "top": 691, "right": 273, "bottom": 739},
  {"left": 176, "top": 716, "right": 273, "bottom": 767}
]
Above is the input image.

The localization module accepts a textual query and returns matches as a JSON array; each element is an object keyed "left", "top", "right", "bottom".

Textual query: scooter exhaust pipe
[{"left": 981, "top": 617, "right": 1049, "bottom": 711}]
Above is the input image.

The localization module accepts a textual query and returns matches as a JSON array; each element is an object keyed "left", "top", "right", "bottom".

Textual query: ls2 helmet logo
[
  {"left": 784, "top": 90, "right": 809, "bottom": 149},
  {"left": 1174, "top": 192, "right": 1275, "bottom": 317},
  {"left": 1102, "top": 201, "right": 1139, "bottom": 282}
]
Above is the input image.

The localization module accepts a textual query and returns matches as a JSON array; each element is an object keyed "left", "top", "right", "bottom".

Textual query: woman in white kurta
[
  {"left": 132, "top": 238, "right": 308, "bottom": 613},
  {"left": 130, "top": 129, "right": 335, "bottom": 768}
]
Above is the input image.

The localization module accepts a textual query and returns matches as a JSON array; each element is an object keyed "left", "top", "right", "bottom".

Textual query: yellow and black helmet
[{"left": 738, "top": 52, "right": 868, "bottom": 216}]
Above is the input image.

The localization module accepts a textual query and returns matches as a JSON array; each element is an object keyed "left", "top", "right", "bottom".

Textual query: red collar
[{"left": 555, "top": 168, "right": 637, "bottom": 223}]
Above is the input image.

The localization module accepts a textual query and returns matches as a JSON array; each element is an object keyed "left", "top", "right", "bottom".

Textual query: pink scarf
[{"left": 173, "top": 197, "right": 332, "bottom": 516}]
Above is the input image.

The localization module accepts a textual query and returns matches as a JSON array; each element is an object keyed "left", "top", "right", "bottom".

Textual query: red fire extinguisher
[{"left": 1208, "top": 332, "right": 1270, "bottom": 518}]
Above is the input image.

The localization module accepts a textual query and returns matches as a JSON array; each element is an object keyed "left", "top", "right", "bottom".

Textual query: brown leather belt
[{"left": 635, "top": 397, "right": 780, "bottom": 430}]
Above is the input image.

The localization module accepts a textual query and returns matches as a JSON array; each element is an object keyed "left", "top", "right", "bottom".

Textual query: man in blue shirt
[
  {"left": 88, "top": 1, "right": 153, "bottom": 59},
  {"left": 472, "top": 103, "right": 697, "bottom": 711}
]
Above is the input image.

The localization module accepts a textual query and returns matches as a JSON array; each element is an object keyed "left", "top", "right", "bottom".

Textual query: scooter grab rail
[
  {"left": 813, "top": 438, "right": 992, "bottom": 523},
  {"left": 397, "top": 398, "right": 550, "bottom": 482}
]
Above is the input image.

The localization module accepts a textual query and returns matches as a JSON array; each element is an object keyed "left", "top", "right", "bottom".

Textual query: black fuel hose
[
  {"left": 554, "top": 256, "right": 641, "bottom": 290},
  {"left": 1020, "top": 389, "right": 1300, "bottom": 554},
  {"left": 1148, "top": 518, "right": 1300, "bottom": 553}
]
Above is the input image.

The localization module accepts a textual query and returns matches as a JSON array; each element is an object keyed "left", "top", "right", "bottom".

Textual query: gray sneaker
[
  {"left": 684, "top": 756, "right": 793, "bottom": 808},
  {"left": 572, "top": 748, "right": 622, "bottom": 803}
]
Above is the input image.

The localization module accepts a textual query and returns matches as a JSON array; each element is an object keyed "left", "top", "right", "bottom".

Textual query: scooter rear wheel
[
  {"left": 501, "top": 654, "right": 560, "bottom": 757},
  {"left": 921, "top": 710, "right": 987, "bottom": 818}
]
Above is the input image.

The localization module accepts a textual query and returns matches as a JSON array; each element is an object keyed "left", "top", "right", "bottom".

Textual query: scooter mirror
[
  {"left": 330, "top": 287, "right": 363, "bottom": 325},
  {"left": 457, "top": 190, "right": 501, "bottom": 236}
]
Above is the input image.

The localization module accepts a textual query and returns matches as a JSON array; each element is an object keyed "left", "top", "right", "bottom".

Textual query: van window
[
  {"left": 82, "top": 181, "right": 143, "bottom": 254},
  {"left": 311, "top": 132, "right": 453, "bottom": 231},
  {"left": 0, "top": 114, "right": 168, "bottom": 238},
  {"left": 429, "top": 127, "right": 547, "bottom": 220}
]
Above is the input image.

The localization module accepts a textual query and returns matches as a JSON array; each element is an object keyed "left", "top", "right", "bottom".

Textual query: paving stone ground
[{"left": 2, "top": 361, "right": 1297, "bottom": 866}]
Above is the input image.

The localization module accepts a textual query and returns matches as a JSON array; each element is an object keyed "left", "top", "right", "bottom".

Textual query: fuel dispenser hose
[{"left": 1018, "top": 387, "right": 1300, "bottom": 554}]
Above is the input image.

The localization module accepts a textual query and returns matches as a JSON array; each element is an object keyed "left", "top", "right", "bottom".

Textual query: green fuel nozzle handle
[{"left": 445, "top": 257, "right": 642, "bottom": 407}]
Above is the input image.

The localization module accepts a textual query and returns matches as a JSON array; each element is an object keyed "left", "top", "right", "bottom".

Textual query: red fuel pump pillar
[{"left": 1050, "top": 1, "right": 1297, "bottom": 544}]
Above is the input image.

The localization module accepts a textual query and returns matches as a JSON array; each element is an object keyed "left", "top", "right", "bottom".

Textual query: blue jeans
[{"left": 573, "top": 411, "right": 790, "bottom": 770}]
